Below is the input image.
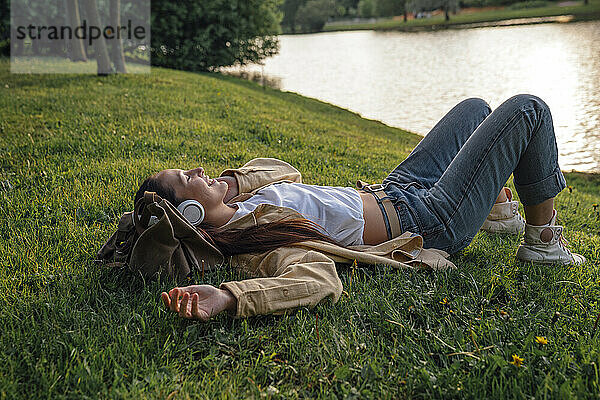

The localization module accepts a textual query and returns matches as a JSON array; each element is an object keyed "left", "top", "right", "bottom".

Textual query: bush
[
  {"left": 151, "top": 0, "right": 282, "bottom": 71},
  {"left": 459, "top": 0, "right": 539, "bottom": 7},
  {"left": 508, "top": 0, "right": 548, "bottom": 9}
]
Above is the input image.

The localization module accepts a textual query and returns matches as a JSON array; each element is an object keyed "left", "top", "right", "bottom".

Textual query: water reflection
[
  {"left": 225, "top": 21, "right": 600, "bottom": 172},
  {"left": 224, "top": 69, "right": 282, "bottom": 90}
]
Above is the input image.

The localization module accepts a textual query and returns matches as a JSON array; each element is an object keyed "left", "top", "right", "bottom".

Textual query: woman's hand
[{"left": 161, "top": 285, "right": 237, "bottom": 321}]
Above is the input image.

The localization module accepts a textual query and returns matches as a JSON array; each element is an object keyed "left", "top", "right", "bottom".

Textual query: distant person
[{"left": 133, "top": 94, "right": 585, "bottom": 321}]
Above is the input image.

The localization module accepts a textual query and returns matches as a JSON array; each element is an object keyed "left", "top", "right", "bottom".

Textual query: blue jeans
[{"left": 382, "top": 94, "right": 566, "bottom": 254}]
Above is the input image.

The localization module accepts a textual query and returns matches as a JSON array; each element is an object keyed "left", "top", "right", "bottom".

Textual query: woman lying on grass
[{"left": 134, "top": 94, "right": 585, "bottom": 321}]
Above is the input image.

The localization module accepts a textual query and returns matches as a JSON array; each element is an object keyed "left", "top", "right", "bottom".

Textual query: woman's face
[{"left": 155, "top": 167, "right": 228, "bottom": 212}]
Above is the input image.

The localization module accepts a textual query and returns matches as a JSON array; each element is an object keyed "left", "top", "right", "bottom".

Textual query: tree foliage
[
  {"left": 281, "top": 0, "right": 408, "bottom": 29},
  {"left": 295, "top": 0, "right": 337, "bottom": 32},
  {"left": 374, "top": 0, "right": 404, "bottom": 17},
  {"left": 358, "top": 0, "right": 375, "bottom": 17},
  {"left": 279, "top": 0, "right": 552, "bottom": 31},
  {"left": 151, "top": 0, "right": 282, "bottom": 71},
  {"left": 281, "top": 0, "right": 306, "bottom": 32},
  {"left": 407, "top": 0, "right": 458, "bottom": 15}
]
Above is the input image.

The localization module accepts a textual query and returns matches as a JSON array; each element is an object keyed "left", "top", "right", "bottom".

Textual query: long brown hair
[{"left": 134, "top": 176, "right": 342, "bottom": 256}]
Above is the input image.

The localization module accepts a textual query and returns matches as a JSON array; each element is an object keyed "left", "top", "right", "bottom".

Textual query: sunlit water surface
[{"left": 228, "top": 21, "right": 600, "bottom": 172}]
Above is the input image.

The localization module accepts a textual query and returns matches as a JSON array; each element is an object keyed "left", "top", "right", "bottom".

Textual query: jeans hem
[{"left": 514, "top": 166, "right": 566, "bottom": 206}]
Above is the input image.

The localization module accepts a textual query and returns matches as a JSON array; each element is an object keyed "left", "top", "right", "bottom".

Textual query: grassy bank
[
  {"left": 1, "top": 59, "right": 599, "bottom": 398},
  {"left": 323, "top": 0, "right": 600, "bottom": 32}
]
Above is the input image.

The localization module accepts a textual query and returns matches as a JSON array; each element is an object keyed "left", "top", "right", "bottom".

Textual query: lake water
[{"left": 227, "top": 20, "right": 600, "bottom": 172}]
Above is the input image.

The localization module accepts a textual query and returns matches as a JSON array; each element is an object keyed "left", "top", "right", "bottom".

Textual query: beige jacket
[{"left": 215, "top": 158, "right": 455, "bottom": 318}]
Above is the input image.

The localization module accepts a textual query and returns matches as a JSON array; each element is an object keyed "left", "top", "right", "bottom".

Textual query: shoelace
[
  {"left": 558, "top": 234, "right": 571, "bottom": 252},
  {"left": 554, "top": 215, "right": 571, "bottom": 253},
  {"left": 554, "top": 223, "right": 575, "bottom": 259}
]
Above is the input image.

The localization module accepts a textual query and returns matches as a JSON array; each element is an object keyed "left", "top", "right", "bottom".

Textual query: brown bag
[{"left": 96, "top": 192, "right": 224, "bottom": 281}]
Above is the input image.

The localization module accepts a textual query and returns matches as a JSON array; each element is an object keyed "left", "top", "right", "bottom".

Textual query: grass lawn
[
  {"left": 322, "top": 0, "right": 600, "bottom": 32},
  {"left": 1, "top": 58, "right": 599, "bottom": 398},
  {"left": 9, "top": 56, "right": 150, "bottom": 74}
]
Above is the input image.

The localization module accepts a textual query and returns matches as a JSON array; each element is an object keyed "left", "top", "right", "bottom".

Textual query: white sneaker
[
  {"left": 480, "top": 188, "right": 525, "bottom": 235},
  {"left": 516, "top": 210, "right": 586, "bottom": 265}
]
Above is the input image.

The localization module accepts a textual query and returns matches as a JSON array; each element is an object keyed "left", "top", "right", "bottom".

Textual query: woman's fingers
[
  {"left": 191, "top": 293, "right": 199, "bottom": 316},
  {"left": 165, "top": 287, "right": 193, "bottom": 315},
  {"left": 190, "top": 293, "right": 210, "bottom": 321},
  {"left": 191, "top": 293, "right": 202, "bottom": 320},
  {"left": 161, "top": 285, "right": 214, "bottom": 321},
  {"left": 169, "top": 288, "right": 180, "bottom": 312},
  {"left": 161, "top": 292, "right": 171, "bottom": 309},
  {"left": 179, "top": 292, "right": 191, "bottom": 318}
]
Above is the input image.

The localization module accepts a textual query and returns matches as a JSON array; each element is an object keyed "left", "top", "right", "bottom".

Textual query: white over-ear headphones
[{"left": 177, "top": 199, "right": 205, "bottom": 226}]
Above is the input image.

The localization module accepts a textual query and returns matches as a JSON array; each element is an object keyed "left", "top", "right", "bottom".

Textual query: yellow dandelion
[
  {"left": 510, "top": 354, "right": 524, "bottom": 367},
  {"left": 568, "top": 186, "right": 573, "bottom": 193},
  {"left": 593, "top": 203, "right": 598, "bottom": 211},
  {"left": 535, "top": 336, "right": 548, "bottom": 345},
  {"left": 440, "top": 297, "right": 449, "bottom": 305}
]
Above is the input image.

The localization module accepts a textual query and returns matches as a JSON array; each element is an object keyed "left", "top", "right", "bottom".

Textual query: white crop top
[{"left": 230, "top": 182, "right": 365, "bottom": 246}]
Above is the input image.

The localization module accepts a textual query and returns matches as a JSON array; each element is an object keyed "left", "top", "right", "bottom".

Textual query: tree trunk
[
  {"left": 83, "top": 0, "right": 112, "bottom": 75},
  {"left": 65, "top": 0, "right": 87, "bottom": 61},
  {"left": 404, "top": 11, "right": 407, "bottom": 22},
  {"left": 445, "top": 5, "right": 450, "bottom": 21},
  {"left": 109, "top": 0, "right": 126, "bottom": 73},
  {"left": 32, "top": 39, "right": 40, "bottom": 55}
]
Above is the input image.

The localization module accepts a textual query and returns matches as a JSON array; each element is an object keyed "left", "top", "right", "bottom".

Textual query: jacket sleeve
[
  {"left": 219, "top": 158, "right": 302, "bottom": 194},
  {"left": 219, "top": 247, "right": 343, "bottom": 318}
]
